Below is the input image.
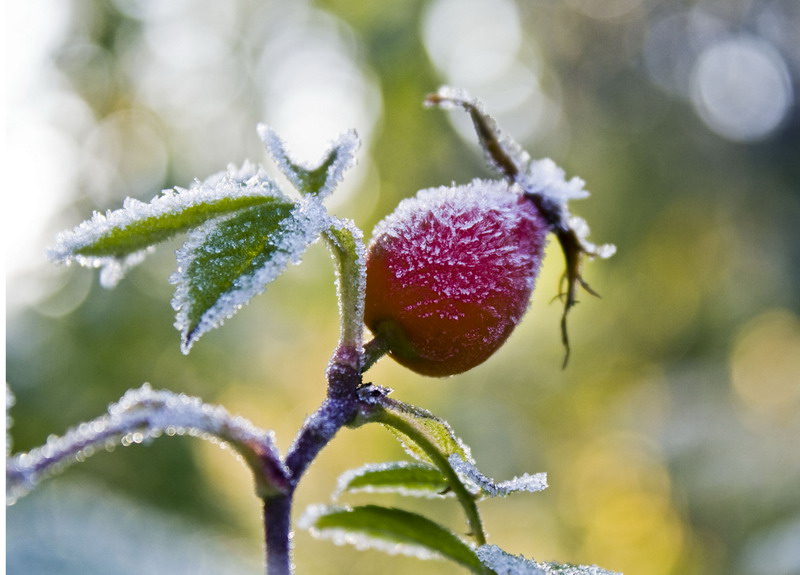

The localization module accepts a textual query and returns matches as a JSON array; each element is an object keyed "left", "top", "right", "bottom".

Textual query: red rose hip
[{"left": 364, "top": 179, "right": 549, "bottom": 377}]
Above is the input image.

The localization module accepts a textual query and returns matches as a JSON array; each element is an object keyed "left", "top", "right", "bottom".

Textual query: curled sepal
[
  {"left": 425, "top": 86, "right": 615, "bottom": 366},
  {"left": 477, "top": 545, "right": 621, "bottom": 575},
  {"left": 6, "top": 384, "right": 290, "bottom": 505},
  {"left": 171, "top": 199, "right": 330, "bottom": 353},
  {"left": 299, "top": 504, "right": 487, "bottom": 573},
  {"left": 334, "top": 461, "right": 450, "bottom": 500},
  {"left": 48, "top": 162, "right": 287, "bottom": 287},
  {"left": 258, "top": 124, "right": 360, "bottom": 199},
  {"left": 448, "top": 454, "right": 548, "bottom": 499}
]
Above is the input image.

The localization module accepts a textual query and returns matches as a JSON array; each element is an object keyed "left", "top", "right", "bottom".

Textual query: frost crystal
[
  {"left": 6, "top": 384, "right": 287, "bottom": 504},
  {"left": 48, "top": 161, "right": 286, "bottom": 287},
  {"left": 448, "top": 454, "right": 547, "bottom": 497},
  {"left": 477, "top": 545, "right": 621, "bottom": 575},
  {"left": 258, "top": 124, "right": 360, "bottom": 200}
]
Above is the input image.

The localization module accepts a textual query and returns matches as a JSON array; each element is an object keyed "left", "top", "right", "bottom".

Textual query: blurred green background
[{"left": 6, "top": 0, "right": 800, "bottom": 574}]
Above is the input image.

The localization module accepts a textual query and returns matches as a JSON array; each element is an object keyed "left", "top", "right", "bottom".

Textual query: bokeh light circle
[{"left": 690, "top": 36, "right": 793, "bottom": 142}]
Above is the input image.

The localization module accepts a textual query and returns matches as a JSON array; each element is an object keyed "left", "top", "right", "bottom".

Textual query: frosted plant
[{"left": 7, "top": 89, "right": 618, "bottom": 575}]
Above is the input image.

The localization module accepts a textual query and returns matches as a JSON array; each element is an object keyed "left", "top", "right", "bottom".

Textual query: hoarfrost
[
  {"left": 258, "top": 124, "right": 360, "bottom": 200},
  {"left": 299, "top": 504, "right": 446, "bottom": 561},
  {"left": 448, "top": 454, "right": 547, "bottom": 497},
  {"left": 7, "top": 384, "right": 287, "bottom": 504},
  {"left": 477, "top": 545, "right": 621, "bottom": 575},
  {"left": 48, "top": 161, "right": 287, "bottom": 286},
  {"left": 171, "top": 198, "right": 332, "bottom": 353},
  {"left": 370, "top": 179, "right": 548, "bottom": 308}
]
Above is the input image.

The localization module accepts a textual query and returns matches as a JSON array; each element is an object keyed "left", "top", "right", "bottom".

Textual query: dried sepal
[{"left": 425, "top": 86, "right": 615, "bottom": 365}]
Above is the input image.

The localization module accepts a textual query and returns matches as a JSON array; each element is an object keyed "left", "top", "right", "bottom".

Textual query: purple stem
[{"left": 262, "top": 348, "right": 362, "bottom": 575}]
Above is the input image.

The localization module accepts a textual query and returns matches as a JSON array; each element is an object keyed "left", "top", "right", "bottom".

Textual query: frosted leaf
[
  {"left": 7, "top": 384, "right": 288, "bottom": 504},
  {"left": 258, "top": 124, "right": 360, "bottom": 200},
  {"left": 333, "top": 461, "right": 451, "bottom": 500},
  {"left": 448, "top": 454, "right": 547, "bottom": 498},
  {"left": 378, "top": 397, "right": 474, "bottom": 466},
  {"left": 300, "top": 504, "right": 484, "bottom": 571},
  {"left": 48, "top": 161, "right": 288, "bottom": 287},
  {"left": 171, "top": 198, "right": 331, "bottom": 353},
  {"left": 477, "top": 545, "right": 622, "bottom": 575}
]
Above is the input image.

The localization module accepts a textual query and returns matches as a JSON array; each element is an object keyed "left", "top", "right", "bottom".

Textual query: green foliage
[
  {"left": 175, "top": 202, "right": 300, "bottom": 351},
  {"left": 335, "top": 461, "right": 449, "bottom": 498},
  {"left": 302, "top": 504, "right": 487, "bottom": 573},
  {"left": 74, "top": 196, "right": 290, "bottom": 259}
]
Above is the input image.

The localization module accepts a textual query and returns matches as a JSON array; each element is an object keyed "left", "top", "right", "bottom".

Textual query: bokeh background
[{"left": 6, "top": 0, "right": 800, "bottom": 574}]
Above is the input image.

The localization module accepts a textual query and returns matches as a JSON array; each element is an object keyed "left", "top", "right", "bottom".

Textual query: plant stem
[
  {"left": 264, "top": 494, "right": 293, "bottom": 575},
  {"left": 262, "top": 345, "right": 362, "bottom": 574},
  {"left": 361, "top": 336, "right": 389, "bottom": 373}
]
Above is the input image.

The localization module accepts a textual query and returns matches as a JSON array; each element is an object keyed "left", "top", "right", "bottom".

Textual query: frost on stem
[
  {"left": 425, "top": 86, "right": 615, "bottom": 365},
  {"left": 6, "top": 384, "right": 289, "bottom": 504},
  {"left": 323, "top": 217, "right": 367, "bottom": 355}
]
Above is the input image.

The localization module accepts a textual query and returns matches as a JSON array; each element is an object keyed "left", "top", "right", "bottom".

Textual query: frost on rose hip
[{"left": 364, "top": 179, "right": 549, "bottom": 377}]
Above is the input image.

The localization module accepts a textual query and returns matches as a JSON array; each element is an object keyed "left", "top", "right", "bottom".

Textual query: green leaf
[
  {"left": 476, "top": 545, "right": 621, "bottom": 575},
  {"left": 258, "top": 124, "right": 360, "bottom": 199},
  {"left": 75, "top": 195, "right": 289, "bottom": 259},
  {"left": 379, "top": 399, "right": 473, "bottom": 466},
  {"left": 172, "top": 200, "right": 328, "bottom": 353},
  {"left": 301, "top": 505, "right": 486, "bottom": 573},
  {"left": 49, "top": 162, "right": 290, "bottom": 287},
  {"left": 335, "top": 462, "right": 450, "bottom": 499},
  {"left": 357, "top": 398, "right": 488, "bottom": 545}
]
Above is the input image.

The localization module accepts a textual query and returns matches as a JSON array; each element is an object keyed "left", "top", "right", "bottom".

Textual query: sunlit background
[{"left": 5, "top": 1, "right": 800, "bottom": 574}]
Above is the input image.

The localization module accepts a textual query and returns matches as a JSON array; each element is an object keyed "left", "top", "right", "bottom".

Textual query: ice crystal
[
  {"left": 6, "top": 384, "right": 286, "bottom": 504},
  {"left": 477, "top": 545, "right": 621, "bottom": 575},
  {"left": 258, "top": 124, "right": 360, "bottom": 200},
  {"left": 48, "top": 161, "right": 286, "bottom": 287},
  {"left": 448, "top": 454, "right": 547, "bottom": 498}
]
